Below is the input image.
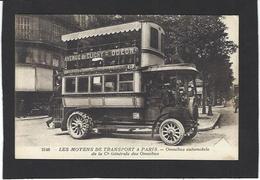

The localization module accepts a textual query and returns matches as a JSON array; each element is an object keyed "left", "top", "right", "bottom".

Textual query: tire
[
  {"left": 159, "top": 119, "right": 185, "bottom": 146},
  {"left": 67, "top": 111, "right": 93, "bottom": 139},
  {"left": 185, "top": 127, "right": 198, "bottom": 140}
]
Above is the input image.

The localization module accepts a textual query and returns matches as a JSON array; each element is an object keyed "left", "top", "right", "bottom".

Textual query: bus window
[
  {"left": 65, "top": 77, "right": 76, "bottom": 93},
  {"left": 91, "top": 76, "right": 103, "bottom": 92},
  {"left": 161, "top": 33, "right": 165, "bottom": 53},
  {"left": 150, "top": 27, "right": 158, "bottom": 49},
  {"left": 78, "top": 76, "right": 89, "bottom": 92},
  {"left": 119, "top": 73, "right": 133, "bottom": 92},
  {"left": 104, "top": 75, "right": 117, "bottom": 92}
]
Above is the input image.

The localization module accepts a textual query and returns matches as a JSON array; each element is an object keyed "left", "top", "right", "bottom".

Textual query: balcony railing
[{"left": 15, "top": 29, "right": 67, "bottom": 49}]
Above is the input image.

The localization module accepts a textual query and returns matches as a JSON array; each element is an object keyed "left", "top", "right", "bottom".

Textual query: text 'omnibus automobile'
[{"left": 52, "top": 21, "right": 199, "bottom": 145}]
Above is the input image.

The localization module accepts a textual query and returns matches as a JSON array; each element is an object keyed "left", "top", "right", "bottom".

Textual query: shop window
[
  {"left": 32, "top": 48, "right": 38, "bottom": 64},
  {"left": 39, "top": 51, "right": 46, "bottom": 65},
  {"left": 104, "top": 75, "right": 117, "bottom": 92},
  {"left": 65, "top": 77, "right": 76, "bottom": 93},
  {"left": 78, "top": 76, "right": 89, "bottom": 92},
  {"left": 91, "top": 76, "right": 103, "bottom": 92},
  {"left": 150, "top": 27, "right": 158, "bottom": 49},
  {"left": 25, "top": 48, "right": 33, "bottom": 63},
  {"left": 46, "top": 52, "right": 52, "bottom": 66},
  {"left": 16, "top": 47, "right": 27, "bottom": 63},
  {"left": 119, "top": 73, "right": 133, "bottom": 92}
]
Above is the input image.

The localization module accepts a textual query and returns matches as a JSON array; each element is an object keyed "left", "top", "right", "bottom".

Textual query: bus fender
[
  {"left": 61, "top": 107, "right": 91, "bottom": 131},
  {"left": 151, "top": 113, "right": 169, "bottom": 138}
]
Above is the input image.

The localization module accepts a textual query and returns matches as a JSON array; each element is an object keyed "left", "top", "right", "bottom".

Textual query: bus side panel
[
  {"left": 60, "top": 107, "right": 145, "bottom": 131},
  {"left": 141, "top": 52, "right": 164, "bottom": 67},
  {"left": 143, "top": 106, "right": 161, "bottom": 122},
  {"left": 62, "top": 96, "right": 144, "bottom": 108}
]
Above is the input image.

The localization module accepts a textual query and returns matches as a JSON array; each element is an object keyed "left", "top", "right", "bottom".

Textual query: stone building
[{"left": 15, "top": 15, "right": 92, "bottom": 116}]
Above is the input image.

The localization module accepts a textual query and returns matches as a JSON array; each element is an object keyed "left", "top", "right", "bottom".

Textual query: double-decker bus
[{"left": 52, "top": 21, "right": 199, "bottom": 145}]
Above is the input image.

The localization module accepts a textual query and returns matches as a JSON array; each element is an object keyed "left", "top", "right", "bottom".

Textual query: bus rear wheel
[
  {"left": 67, "top": 111, "right": 93, "bottom": 139},
  {"left": 159, "top": 119, "right": 185, "bottom": 146}
]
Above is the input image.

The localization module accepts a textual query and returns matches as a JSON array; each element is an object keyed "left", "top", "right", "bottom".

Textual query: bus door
[{"left": 143, "top": 72, "right": 176, "bottom": 121}]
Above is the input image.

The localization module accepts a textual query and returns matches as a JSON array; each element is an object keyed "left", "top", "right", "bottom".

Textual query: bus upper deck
[{"left": 62, "top": 21, "right": 166, "bottom": 71}]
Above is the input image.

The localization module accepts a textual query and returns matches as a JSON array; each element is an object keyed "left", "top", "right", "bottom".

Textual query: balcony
[{"left": 15, "top": 29, "right": 67, "bottom": 49}]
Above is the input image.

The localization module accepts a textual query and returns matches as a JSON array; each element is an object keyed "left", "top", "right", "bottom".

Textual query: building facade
[{"left": 15, "top": 15, "right": 92, "bottom": 116}]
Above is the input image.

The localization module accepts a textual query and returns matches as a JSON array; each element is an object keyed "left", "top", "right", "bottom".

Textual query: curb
[
  {"left": 198, "top": 113, "right": 221, "bottom": 131},
  {"left": 15, "top": 116, "right": 51, "bottom": 121}
]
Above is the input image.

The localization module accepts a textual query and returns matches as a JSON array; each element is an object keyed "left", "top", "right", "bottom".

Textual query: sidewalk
[
  {"left": 15, "top": 115, "right": 51, "bottom": 121},
  {"left": 198, "top": 107, "right": 221, "bottom": 131}
]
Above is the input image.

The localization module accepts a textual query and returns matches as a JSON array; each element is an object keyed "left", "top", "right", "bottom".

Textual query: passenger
[{"left": 161, "top": 85, "right": 170, "bottom": 106}]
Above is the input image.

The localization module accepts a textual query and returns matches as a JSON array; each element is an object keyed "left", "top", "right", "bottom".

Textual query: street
[{"left": 15, "top": 105, "right": 238, "bottom": 148}]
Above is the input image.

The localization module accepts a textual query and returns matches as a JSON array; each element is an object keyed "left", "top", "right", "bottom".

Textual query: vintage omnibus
[{"left": 52, "top": 21, "right": 199, "bottom": 145}]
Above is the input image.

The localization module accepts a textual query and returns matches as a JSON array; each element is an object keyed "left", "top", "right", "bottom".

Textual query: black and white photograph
[
  {"left": 14, "top": 15, "right": 239, "bottom": 160},
  {"left": 3, "top": 0, "right": 259, "bottom": 178}
]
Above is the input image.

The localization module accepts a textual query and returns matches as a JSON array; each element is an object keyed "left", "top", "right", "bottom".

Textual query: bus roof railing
[
  {"left": 62, "top": 21, "right": 142, "bottom": 42},
  {"left": 142, "top": 63, "right": 199, "bottom": 73}
]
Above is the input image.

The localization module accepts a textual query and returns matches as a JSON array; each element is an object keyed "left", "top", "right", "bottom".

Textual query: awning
[
  {"left": 142, "top": 63, "right": 199, "bottom": 73},
  {"left": 62, "top": 21, "right": 142, "bottom": 42}
]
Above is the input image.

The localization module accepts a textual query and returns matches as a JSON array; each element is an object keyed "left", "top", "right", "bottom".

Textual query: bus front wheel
[
  {"left": 67, "top": 111, "right": 93, "bottom": 139},
  {"left": 159, "top": 119, "right": 185, "bottom": 146}
]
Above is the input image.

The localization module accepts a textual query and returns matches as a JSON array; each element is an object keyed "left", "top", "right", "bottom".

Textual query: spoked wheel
[
  {"left": 159, "top": 119, "right": 185, "bottom": 146},
  {"left": 67, "top": 111, "right": 93, "bottom": 139}
]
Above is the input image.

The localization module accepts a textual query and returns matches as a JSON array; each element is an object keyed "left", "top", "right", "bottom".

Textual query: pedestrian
[
  {"left": 46, "top": 93, "right": 54, "bottom": 128},
  {"left": 222, "top": 97, "right": 226, "bottom": 107},
  {"left": 46, "top": 85, "right": 61, "bottom": 128},
  {"left": 233, "top": 96, "right": 239, "bottom": 113},
  {"left": 207, "top": 96, "right": 213, "bottom": 116}
]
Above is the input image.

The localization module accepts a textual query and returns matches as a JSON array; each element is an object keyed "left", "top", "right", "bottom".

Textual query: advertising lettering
[{"left": 65, "top": 47, "right": 139, "bottom": 61}]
